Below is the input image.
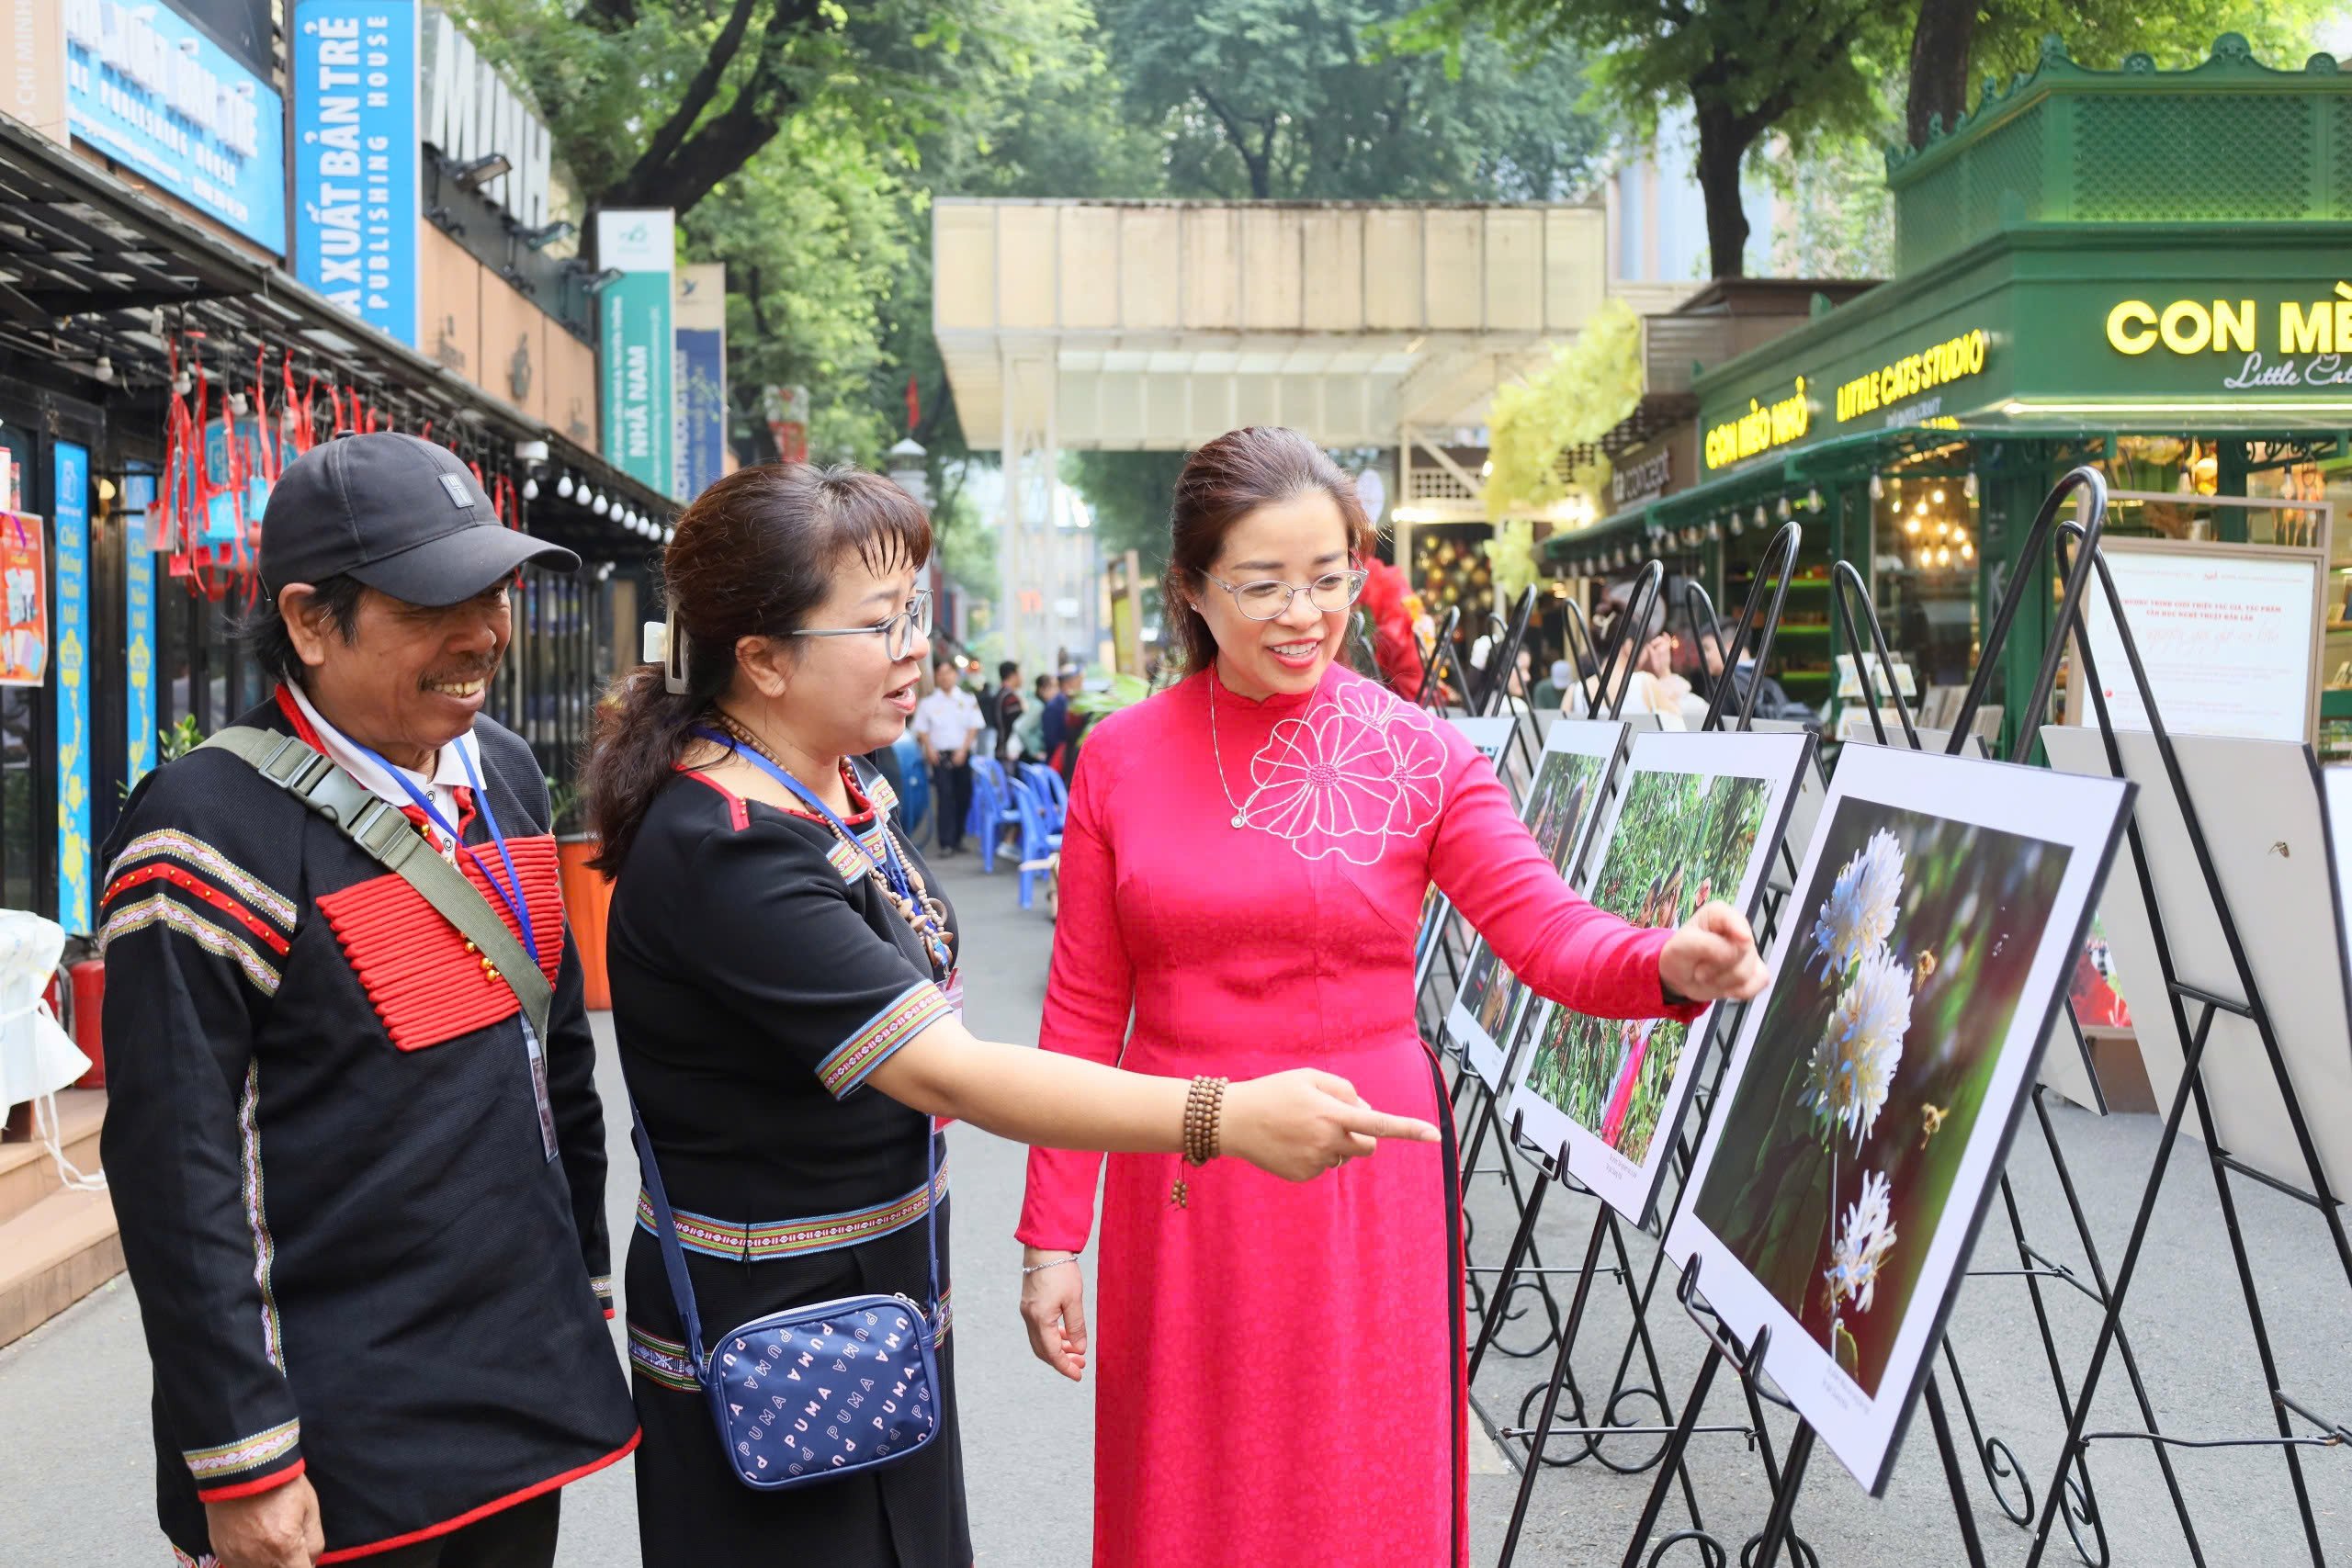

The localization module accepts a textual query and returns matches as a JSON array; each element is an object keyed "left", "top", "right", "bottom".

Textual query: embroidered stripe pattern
[
  {"left": 867, "top": 772, "right": 900, "bottom": 818},
  {"left": 824, "top": 839, "right": 866, "bottom": 883},
  {"left": 104, "top": 863, "right": 293, "bottom": 955},
  {"left": 102, "top": 894, "right": 282, "bottom": 995},
  {"left": 172, "top": 1547, "right": 221, "bottom": 1568},
  {"left": 638, "top": 1160, "right": 950, "bottom": 1263},
  {"left": 109, "top": 830, "right": 297, "bottom": 931},
  {"left": 237, "top": 1063, "right": 286, "bottom": 1368},
  {"left": 627, "top": 1323, "right": 700, "bottom": 1393},
  {"left": 820, "top": 982, "right": 952, "bottom": 1097},
  {"left": 184, "top": 1418, "right": 300, "bottom": 1482}
]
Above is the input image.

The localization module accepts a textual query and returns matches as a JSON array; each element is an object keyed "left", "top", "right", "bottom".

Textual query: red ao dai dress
[{"left": 1018, "top": 662, "right": 1698, "bottom": 1567}]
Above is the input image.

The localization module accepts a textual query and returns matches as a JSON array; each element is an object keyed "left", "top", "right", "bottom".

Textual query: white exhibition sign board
[
  {"left": 2043, "top": 727, "right": 2352, "bottom": 1197},
  {"left": 2066, "top": 538, "right": 2320, "bottom": 743}
]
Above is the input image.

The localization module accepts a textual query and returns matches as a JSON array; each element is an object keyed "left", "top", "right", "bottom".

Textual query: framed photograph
[
  {"left": 1664, "top": 744, "right": 2132, "bottom": 1494},
  {"left": 1506, "top": 729, "right": 1813, "bottom": 1225},
  {"left": 2044, "top": 727, "right": 2352, "bottom": 1196},
  {"left": 1446, "top": 719, "right": 1630, "bottom": 1089}
]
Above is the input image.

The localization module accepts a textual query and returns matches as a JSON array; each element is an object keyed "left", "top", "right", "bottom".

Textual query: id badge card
[{"left": 521, "top": 1014, "right": 559, "bottom": 1162}]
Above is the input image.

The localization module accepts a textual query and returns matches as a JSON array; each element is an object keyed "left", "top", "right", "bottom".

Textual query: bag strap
[
  {"left": 628, "top": 1099, "right": 942, "bottom": 1377},
  {"left": 198, "top": 726, "right": 550, "bottom": 1044}
]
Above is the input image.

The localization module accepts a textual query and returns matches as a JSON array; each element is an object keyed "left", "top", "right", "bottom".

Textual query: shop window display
[{"left": 1871, "top": 469, "right": 1978, "bottom": 691}]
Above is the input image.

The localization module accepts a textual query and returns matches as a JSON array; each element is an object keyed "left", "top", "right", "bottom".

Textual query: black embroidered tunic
[
  {"left": 97, "top": 692, "right": 639, "bottom": 1563},
  {"left": 609, "top": 762, "right": 968, "bottom": 1568}
]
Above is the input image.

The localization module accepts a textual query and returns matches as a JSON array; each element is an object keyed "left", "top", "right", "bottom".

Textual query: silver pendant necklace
[{"left": 1207, "top": 671, "right": 1258, "bottom": 829}]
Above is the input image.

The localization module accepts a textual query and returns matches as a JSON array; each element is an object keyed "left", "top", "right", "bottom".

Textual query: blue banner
[
  {"left": 64, "top": 0, "right": 288, "bottom": 253},
  {"left": 124, "top": 467, "right": 158, "bottom": 796},
  {"left": 292, "top": 0, "right": 420, "bottom": 346},
  {"left": 675, "top": 327, "right": 725, "bottom": 500},
  {"left": 52, "top": 443, "right": 90, "bottom": 933}
]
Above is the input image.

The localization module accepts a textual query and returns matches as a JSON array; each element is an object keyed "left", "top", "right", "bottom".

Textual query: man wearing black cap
[{"left": 98, "top": 434, "right": 637, "bottom": 1568}]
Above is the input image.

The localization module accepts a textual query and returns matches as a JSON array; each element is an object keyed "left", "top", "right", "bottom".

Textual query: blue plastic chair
[
  {"left": 1018, "top": 763, "right": 1068, "bottom": 831},
  {"left": 967, "top": 770, "right": 1022, "bottom": 873},
  {"left": 888, "top": 735, "right": 930, "bottom": 838},
  {"left": 1007, "top": 778, "right": 1065, "bottom": 910}
]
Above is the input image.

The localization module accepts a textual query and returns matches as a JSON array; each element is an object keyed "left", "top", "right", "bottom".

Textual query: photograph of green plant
[
  {"left": 1451, "top": 745, "right": 1609, "bottom": 1052},
  {"left": 1522, "top": 770, "right": 1771, "bottom": 1165},
  {"left": 1688, "top": 800, "right": 2074, "bottom": 1395}
]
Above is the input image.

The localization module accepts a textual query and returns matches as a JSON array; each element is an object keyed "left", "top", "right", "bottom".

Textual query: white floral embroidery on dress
[{"left": 1241, "top": 680, "right": 1447, "bottom": 863}]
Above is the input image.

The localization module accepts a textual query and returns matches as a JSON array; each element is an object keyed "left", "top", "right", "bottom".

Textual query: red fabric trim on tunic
[
  {"left": 312, "top": 1431, "right": 640, "bottom": 1562},
  {"left": 313, "top": 835, "right": 566, "bottom": 1052},
  {"left": 194, "top": 1457, "right": 306, "bottom": 1504},
  {"left": 100, "top": 863, "right": 293, "bottom": 956},
  {"left": 675, "top": 767, "right": 749, "bottom": 830}
]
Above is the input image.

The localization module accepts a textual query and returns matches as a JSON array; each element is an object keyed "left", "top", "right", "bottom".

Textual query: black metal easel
[
  {"left": 2008, "top": 516, "right": 2352, "bottom": 1568},
  {"left": 1612, "top": 467, "right": 2134, "bottom": 1568},
  {"left": 1480, "top": 526, "right": 1817, "bottom": 1568}
]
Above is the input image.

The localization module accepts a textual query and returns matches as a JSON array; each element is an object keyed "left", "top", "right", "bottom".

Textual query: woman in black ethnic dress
[{"left": 584, "top": 463, "right": 1442, "bottom": 1567}]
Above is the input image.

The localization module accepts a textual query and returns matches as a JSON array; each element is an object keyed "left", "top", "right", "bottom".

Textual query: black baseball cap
[{"left": 260, "top": 432, "right": 579, "bottom": 606}]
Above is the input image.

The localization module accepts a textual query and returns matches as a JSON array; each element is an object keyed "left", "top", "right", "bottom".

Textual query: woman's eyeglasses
[
  {"left": 1197, "top": 569, "right": 1369, "bottom": 622},
  {"left": 792, "top": 588, "right": 933, "bottom": 661}
]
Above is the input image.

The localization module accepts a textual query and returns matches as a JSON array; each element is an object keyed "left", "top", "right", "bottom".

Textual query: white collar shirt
[
  {"left": 912, "top": 687, "right": 985, "bottom": 753},
  {"left": 287, "top": 681, "right": 484, "bottom": 863}
]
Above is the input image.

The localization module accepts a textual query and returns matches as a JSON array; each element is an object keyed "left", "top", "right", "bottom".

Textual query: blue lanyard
[
  {"left": 349, "top": 738, "right": 539, "bottom": 966},
  {"left": 689, "top": 727, "right": 919, "bottom": 910}
]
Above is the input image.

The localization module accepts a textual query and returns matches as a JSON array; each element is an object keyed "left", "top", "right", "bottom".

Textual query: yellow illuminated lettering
[
  {"left": 2281, "top": 300, "right": 2329, "bottom": 355},
  {"left": 2107, "top": 300, "right": 2158, "bottom": 355},
  {"left": 2211, "top": 299, "right": 2255, "bottom": 355},
  {"left": 2158, "top": 300, "right": 2211, "bottom": 355}
]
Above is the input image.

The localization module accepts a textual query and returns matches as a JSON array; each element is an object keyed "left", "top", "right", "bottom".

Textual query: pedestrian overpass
[{"left": 931, "top": 198, "right": 1694, "bottom": 665}]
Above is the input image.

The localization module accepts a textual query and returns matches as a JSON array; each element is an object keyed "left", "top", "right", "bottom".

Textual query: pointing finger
[{"left": 1339, "top": 1106, "right": 1443, "bottom": 1143}]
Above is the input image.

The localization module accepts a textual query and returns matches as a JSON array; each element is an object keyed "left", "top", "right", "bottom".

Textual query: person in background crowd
[
  {"left": 581, "top": 460, "right": 1440, "bottom": 1568},
  {"left": 985, "top": 660, "right": 1025, "bottom": 761},
  {"left": 1532, "top": 654, "right": 1572, "bottom": 712},
  {"left": 1017, "top": 426, "right": 1768, "bottom": 1568},
  {"left": 1697, "top": 626, "right": 1811, "bottom": 725},
  {"left": 1041, "top": 665, "right": 1086, "bottom": 780},
  {"left": 1018, "top": 673, "right": 1053, "bottom": 761},
  {"left": 1589, "top": 604, "right": 1690, "bottom": 729},
  {"left": 913, "top": 659, "right": 985, "bottom": 856},
  {"left": 100, "top": 434, "right": 636, "bottom": 1568}
]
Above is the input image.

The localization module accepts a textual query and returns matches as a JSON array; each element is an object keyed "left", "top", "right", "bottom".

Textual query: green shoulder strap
[{"left": 198, "top": 726, "right": 552, "bottom": 1044}]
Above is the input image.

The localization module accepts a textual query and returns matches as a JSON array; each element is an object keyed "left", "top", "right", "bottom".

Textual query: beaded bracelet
[{"left": 1172, "top": 1075, "right": 1229, "bottom": 1210}]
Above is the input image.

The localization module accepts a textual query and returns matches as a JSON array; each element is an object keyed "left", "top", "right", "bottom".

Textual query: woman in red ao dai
[{"left": 1018, "top": 427, "right": 1770, "bottom": 1568}]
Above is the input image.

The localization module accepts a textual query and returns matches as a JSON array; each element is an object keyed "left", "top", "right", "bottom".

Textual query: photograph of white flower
[
  {"left": 1505, "top": 728, "right": 1811, "bottom": 1224},
  {"left": 1446, "top": 718, "right": 1628, "bottom": 1088},
  {"left": 1666, "top": 744, "right": 2132, "bottom": 1494}
]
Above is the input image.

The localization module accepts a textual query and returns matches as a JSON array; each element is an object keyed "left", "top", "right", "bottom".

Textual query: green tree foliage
[
  {"left": 1062, "top": 451, "right": 1190, "bottom": 578},
  {"left": 1399, "top": 0, "right": 1911, "bottom": 277},
  {"left": 1103, "top": 0, "right": 1604, "bottom": 199}
]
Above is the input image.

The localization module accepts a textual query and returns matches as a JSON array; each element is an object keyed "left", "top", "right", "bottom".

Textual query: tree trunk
[
  {"left": 1690, "top": 99, "right": 1753, "bottom": 280},
  {"left": 1905, "top": 0, "right": 1979, "bottom": 149}
]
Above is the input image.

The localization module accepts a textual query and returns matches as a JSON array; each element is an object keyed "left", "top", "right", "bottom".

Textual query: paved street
[{"left": 5, "top": 850, "right": 2347, "bottom": 1565}]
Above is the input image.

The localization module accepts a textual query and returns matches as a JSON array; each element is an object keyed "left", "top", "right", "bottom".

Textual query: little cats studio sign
[{"left": 2100, "top": 282, "right": 2352, "bottom": 394}]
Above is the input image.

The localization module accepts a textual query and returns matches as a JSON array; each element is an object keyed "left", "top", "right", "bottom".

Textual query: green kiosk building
[{"left": 1546, "top": 35, "right": 2352, "bottom": 753}]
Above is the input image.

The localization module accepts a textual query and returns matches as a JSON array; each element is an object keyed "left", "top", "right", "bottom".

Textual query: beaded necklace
[{"left": 707, "top": 712, "right": 955, "bottom": 976}]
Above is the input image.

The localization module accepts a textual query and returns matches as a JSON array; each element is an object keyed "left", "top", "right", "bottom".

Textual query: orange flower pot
[{"left": 557, "top": 837, "right": 615, "bottom": 1011}]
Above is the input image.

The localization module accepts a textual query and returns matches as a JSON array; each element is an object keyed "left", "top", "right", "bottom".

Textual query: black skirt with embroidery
[{"left": 608, "top": 766, "right": 969, "bottom": 1568}]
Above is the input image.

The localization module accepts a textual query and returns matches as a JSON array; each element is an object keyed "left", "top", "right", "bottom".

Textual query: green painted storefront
[{"left": 1545, "top": 36, "right": 2352, "bottom": 751}]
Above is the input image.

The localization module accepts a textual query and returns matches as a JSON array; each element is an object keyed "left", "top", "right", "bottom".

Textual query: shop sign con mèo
[{"left": 1703, "top": 379, "right": 1811, "bottom": 471}]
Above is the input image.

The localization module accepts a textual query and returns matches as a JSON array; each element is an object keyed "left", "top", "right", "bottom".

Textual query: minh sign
[
  {"left": 421, "top": 7, "right": 555, "bottom": 228},
  {"left": 2105, "top": 285, "right": 2352, "bottom": 389}
]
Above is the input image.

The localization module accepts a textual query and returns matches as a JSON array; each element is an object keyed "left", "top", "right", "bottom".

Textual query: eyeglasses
[
  {"left": 1198, "top": 568, "right": 1368, "bottom": 622},
  {"left": 792, "top": 588, "right": 933, "bottom": 661}
]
